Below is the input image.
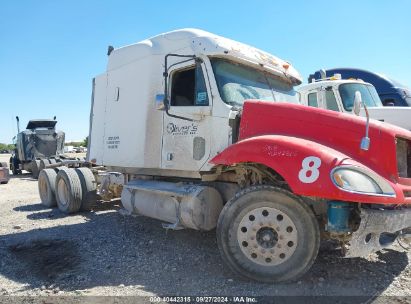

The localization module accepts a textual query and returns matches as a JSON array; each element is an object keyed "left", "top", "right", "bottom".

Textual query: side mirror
[
  {"left": 352, "top": 91, "right": 362, "bottom": 116},
  {"left": 352, "top": 90, "right": 371, "bottom": 151},
  {"left": 360, "top": 137, "right": 370, "bottom": 151},
  {"left": 155, "top": 94, "right": 165, "bottom": 110}
]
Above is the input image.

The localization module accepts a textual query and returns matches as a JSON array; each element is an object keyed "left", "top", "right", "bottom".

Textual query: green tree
[
  {"left": 0, "top": 143, "right": 14, "bottom": 152},
  {"left": 82, "top": 136, "right": 88, "bottom": 147}
]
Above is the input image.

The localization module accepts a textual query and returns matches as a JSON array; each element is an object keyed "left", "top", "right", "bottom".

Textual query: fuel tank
[{"left": 121, "top": 179, "right": 223, "bottom": 231}]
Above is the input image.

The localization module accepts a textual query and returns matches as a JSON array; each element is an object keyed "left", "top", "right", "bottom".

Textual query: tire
[
  {"left": 217, "top": 185, "right": 320, "bottom": 283},
  {"left": 38, "top": 169, "right": 58, "bottom": 207},
  {"left": 75, "top": 167, "right": 97, "bottom": 211},
  {"left": 31, "top": 160, "right": 41, "bottom": 179},
  {"left": 39, "top": 159, "right": 51, "bottom": 172},
  {"left": 55, "top": 167, "right": 82, "bottom": 214},
  {"left": 10, "top": 157, "right": 20, "bottom": 175}
]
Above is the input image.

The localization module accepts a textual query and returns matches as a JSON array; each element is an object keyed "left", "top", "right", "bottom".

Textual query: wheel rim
[
  {"left": 237, "top": 207, "right": 298, "bottom": 266},
  {"left": 57, "top": 178, "right": 69, "bottom": 207},
  {"left": 39, "top": 177, "right": 48, "bottom": 202}
]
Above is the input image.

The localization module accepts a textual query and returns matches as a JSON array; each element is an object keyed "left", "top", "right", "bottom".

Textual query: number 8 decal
[{"left": 298, "top": 156, "right": 321, "bottom": 183}]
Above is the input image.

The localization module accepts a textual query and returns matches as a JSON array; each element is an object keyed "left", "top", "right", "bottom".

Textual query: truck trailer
[{"left": 38, "top": 29, "right": 411, "bottom": 283}]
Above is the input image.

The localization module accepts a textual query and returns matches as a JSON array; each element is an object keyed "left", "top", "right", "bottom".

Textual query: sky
[{"left": 1, "top": 0, "right": 410, "bottom": 143}]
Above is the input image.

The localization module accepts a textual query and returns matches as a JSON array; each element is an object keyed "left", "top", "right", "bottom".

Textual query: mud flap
[{"left": 345, "top": 207, "right": 411, "bottom": 258}]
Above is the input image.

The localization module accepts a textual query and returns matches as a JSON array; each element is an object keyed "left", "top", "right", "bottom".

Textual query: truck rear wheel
[
  {"left": 38, "top": 169, "right": 58, "bottom": 207},
  {"left": 75, "top": 167, "right": 97, "bottom": 211},
  {"left": 31, "top": 160, "right": 41, "bottom": 179},
  {"left": 217, "top": 185, "right": 320, "bottom": 283},
  {"left": 39, "top": 159, "right": 51, "bottom": 172},
  {"left": 55, "top": 167, "right": 82, "bottom": 214}
]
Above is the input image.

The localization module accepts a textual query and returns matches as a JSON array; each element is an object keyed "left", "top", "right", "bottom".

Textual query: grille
[
  {"left": 396, "top": 138, "right": 411, "bottom": 178},
  {"left": 21, "top": 131, "right": 65, "bottom": 160}
]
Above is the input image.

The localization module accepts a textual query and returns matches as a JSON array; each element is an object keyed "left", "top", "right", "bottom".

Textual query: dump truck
[
  {"left": 10, "top": 117, "right": 65, "bottom": 178},
  {"left": 298, "top": 73, "right": 411, "bottom": 131},
  {"left": 37, "top": 29, "right": 411, "bottom": 283}
]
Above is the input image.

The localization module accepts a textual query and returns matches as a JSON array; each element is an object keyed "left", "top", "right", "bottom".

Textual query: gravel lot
[{"left": 0, "top": 153, "right": 410, "bottom": 301}]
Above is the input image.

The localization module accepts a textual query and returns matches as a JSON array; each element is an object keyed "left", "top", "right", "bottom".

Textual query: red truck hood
[{"left": 240, "top": 100, "right": 411, "bottom": 181}]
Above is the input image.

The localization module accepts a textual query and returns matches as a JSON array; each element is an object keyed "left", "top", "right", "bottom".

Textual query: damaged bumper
[{"left": 345, "top": 207, "right": 411, "bottom": 257}]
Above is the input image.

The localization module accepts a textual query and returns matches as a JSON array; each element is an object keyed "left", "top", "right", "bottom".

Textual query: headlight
[{"left": 331, "top": 166, "right": 396, "bottom": 197}]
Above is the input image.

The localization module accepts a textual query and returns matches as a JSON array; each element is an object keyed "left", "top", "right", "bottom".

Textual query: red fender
[{"left": 210, "top": 135, "right": 405, "bottom": 204}]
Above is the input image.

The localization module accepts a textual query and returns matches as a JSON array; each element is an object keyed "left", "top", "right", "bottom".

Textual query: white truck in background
[
  {"left": 298, "top": 73, "right": 411, "bottom": 131},
  {"left": 64, "top": 145, "right": 75, "bottom": 153}
]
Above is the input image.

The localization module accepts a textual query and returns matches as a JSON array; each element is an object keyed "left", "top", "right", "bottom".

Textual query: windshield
[
  {"left": 210, "top": 58, "right": 299, "bottom": 106},
  {"left": 339, "top": 83, "right": 383, "bottom": 111}
]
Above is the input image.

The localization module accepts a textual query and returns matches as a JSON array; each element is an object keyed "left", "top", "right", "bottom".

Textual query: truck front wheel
[
  {"left": 10, "top": 157, "right": 21, "bottom": 175},
  {"left": 217, "top": 185, "right": 319, "bottom": 283}
]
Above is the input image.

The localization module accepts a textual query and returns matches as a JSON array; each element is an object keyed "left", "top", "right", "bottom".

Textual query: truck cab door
[
  {"left": 319, "top": 86, "right": 341, "bottom": 112},
  {"left": 380, "top": 94, "right": 404, "bottom": 106},
  {"left": 161, "top": 61, "right": 212, "bottom": 172}
]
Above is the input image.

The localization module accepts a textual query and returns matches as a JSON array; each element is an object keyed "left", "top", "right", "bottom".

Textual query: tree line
[{"left": 0, "top": 143, "right": 15, "bottom": 152}]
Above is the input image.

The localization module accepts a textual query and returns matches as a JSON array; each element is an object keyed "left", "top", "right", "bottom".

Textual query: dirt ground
[{"left": 0, "top": 153, "right": 410, "bottom": 301}]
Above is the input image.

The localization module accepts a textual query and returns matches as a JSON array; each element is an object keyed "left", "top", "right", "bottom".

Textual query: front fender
[{"left": 210, "top": 135, "right": 403, "bottom": 204}]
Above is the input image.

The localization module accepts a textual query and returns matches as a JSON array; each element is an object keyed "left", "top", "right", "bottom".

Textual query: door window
[
  {"left": 325, "top": 90, "right": 339, "bottom": 111},
  {"left": 382, "top": 96, "right": 402, "bottom": 106},
  {"left": 308, "top": 92, "right": 318, "bottom": 107},
  {"left": 171, "top": 64, "right": 209, "bottom": 106}
]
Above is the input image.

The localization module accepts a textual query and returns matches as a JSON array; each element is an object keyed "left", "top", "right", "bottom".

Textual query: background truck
[
  {"left": 10, "top": 117, "right": 65, "bottom": 178},
  {"left": 308, "top": 68, "right": 411, "bottom": 107},
  {"left": 298, "top": 73, "right": 411, "bottom": 131},
  {"left": 37, "top": 29, "right": 411, "bottom": 283}
]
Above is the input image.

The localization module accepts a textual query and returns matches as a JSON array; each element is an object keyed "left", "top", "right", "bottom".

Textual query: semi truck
[
  {"left": 37, "top": 29, "right": 411, "bottom": 283},
  {"left": 298, "top": 73, "right": 411, "bottom": 131},
  {"left": 308, "top": 68, "right": 411, "bottom": 107},
  {"left": 10, "top": 117, "right": 65, "bottom": 178}
]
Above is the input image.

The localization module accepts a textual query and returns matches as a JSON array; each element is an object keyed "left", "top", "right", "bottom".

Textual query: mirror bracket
[{"left": 353, "top": 91, "right": 371, "bottom": 151}]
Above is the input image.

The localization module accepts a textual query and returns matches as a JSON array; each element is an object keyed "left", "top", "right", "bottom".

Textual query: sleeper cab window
[{"left": 171, "top": 64, "right": 209, "bottom": 106}]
